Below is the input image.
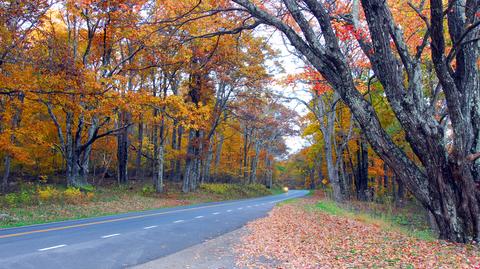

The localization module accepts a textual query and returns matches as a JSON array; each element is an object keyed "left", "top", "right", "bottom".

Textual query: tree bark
[
  {"left": 249, "top": 139, "right": 261, "bottom": 184},
  {"left": 356, "top": 136, "right": 369, "bottom": 201},
  {"left": 116, "top": 113, "right": 129, "bottom": 185},
  {"left": 134, "top": 121, "right": 144, "bottom": 179}
]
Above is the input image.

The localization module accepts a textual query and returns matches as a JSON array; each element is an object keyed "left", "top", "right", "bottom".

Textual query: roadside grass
[
  {"left": 311, "top": 199, "right": 436, "bottom": 241},
  {"left": 0, "top": 182, "right": 276, "bottom": 228}
]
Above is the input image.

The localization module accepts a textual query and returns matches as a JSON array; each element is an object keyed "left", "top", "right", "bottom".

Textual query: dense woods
[
  {"left": 1, "top": 0, "right": 480, "bottom": 244},
  {"left": 0, "top": 0, "right": 296, "bottom": 195}
]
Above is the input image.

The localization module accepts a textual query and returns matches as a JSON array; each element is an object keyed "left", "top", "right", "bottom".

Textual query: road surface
[{"left": 0, "top": 190, "right": 308, "bottom": 269}]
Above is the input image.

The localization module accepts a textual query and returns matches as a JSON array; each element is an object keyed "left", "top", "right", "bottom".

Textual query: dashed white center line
[
  {"left": 101, "top": 233, "right": 120, "bottom": 238},
  {"left": 38, "top": 244, "right": 66, "bottom": 252},
  {"left": 195, "top": 215, "right": 204, "bottom": 219},
  {"left": 247, "top": 206, "right": 252, "bottom": 208},
  {"left": 237, "top": 207, "right": 243, "bottom": 210},
  {"left": 227, "top": 209, "right": 232, "bottom": 212},
  {"left": 143, "top": 225, "right": 157, "bottom": 230},
  {"left": 212, "top": 212, "right": 220, "bottom": 215},
  {"left": 173, "top": 220, "right": 184, "bottom": 223}
]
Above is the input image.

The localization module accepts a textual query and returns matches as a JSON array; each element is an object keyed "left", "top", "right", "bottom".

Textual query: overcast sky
[{"left": 260, "top": 28, "right": 311, "bottom": 155}]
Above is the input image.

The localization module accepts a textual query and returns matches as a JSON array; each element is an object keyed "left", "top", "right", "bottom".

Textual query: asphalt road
[{"left": 0, "top": 190, "right": 308, "bottom": 269}]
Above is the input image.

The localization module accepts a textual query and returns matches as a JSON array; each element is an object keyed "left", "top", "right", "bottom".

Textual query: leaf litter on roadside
[{"left": 235, "top": 199, "right": 480, "bottom": 269}]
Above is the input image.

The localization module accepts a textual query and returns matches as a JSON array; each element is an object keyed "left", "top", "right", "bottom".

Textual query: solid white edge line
[
  {"left": 38, "top": 244, "right": 66, "bottom": 251},
  {"left": 101, "top": 233, "right": 120, "bottom": 238}
]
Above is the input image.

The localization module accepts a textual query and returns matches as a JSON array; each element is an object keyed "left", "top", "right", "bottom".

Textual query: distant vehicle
[{"left": 283, "top": 187, "right": 289, "bottom": 192}]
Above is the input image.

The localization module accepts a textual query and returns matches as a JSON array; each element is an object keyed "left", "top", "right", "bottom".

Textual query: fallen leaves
[{"left": 235, "top": 199, "right": 480, "bottom": 269}]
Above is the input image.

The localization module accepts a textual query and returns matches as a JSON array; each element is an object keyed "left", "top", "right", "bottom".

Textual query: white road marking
[
  {"left": 101, "top": 233, "right": 120, "bottom": 238},
  {"left": 212, "top": 212, "right": 220, "bottom": 215},
  {"left": 237, "top": 207, "right": 243, "bottom": 210},
  {"left": 173, "top": 220, "right": 184, "bottom": 223},
  {"left": 227, "top": 209, "right": 232, "bottom": 212},
  {"left": 247, "top": 206, "right": 252, "bottom": 208},
  {"left": 143, "top": 226, "right": 157, "bottom": 230},
  {"left": 195, "top": 216, "right": 204, "bottom": 219},
  {"left": 38, "top": 244, "right": 66, "bottom": 251}
]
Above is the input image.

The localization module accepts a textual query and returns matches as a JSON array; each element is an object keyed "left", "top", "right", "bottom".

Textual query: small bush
[
  {"left": 141, "top": 185, "right": 156, "bottom": 196},
  {"left": 64, "top": 187, "right": 83, "bottom": 204},
  {"left": 4, "top": 193, "right": 17, "bottom": 206},
  {"left": 80, "top": 184, "right": 95, "bottom": 193},
  {"left": 17, "top": 190, "right": 33, "bottom": 205},
  {"left": 37, "top": 186, "right": 60, "bottom": 202}
]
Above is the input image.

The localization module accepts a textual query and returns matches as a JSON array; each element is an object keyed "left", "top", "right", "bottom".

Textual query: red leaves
[{"left": 235, "top": 200, "right": 480, "bottom": 268}]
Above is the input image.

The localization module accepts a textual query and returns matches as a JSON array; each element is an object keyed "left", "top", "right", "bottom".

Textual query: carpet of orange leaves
[{"left": 236, "top": 199, "right": 480, "bottom": 269}]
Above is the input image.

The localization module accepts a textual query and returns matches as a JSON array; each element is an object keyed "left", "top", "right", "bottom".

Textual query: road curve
[{"left": 0, "top": 190, "right": 308, "bottom": 269}]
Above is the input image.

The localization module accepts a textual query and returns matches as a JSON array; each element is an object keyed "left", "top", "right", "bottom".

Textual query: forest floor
[
  {"left": 235, "top": 193, "right": 480, "bottom": 269},
  {"left": 0, "top": 181, "right": 277, "bottom": 228}
]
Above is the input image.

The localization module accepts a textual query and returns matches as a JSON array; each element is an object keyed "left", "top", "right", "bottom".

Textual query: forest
[{"left": 1, "top": 0, "right": 480, "bottom": 247}]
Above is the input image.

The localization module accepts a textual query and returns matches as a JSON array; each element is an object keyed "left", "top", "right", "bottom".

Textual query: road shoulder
[{"left": 130, "top": 227, "right": 247, "bottom": 269}]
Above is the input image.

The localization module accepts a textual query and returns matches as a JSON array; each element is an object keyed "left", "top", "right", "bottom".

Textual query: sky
[{"left": 260, "top": 28, "right": 311, "bottom": 155}]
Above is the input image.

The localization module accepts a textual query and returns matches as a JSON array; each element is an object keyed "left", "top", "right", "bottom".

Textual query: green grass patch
[
  {"left": 312, "top": 199, "right": 436, "bottom": 241},
  {"left": 315, "top": 200, "right": 347, "bottom": 215}
]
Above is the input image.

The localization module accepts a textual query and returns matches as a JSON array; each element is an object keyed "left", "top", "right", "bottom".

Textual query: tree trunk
[
  {"left": 243, "top": 127, "right": 250, "bottom": 181},
  {"left": 249, "top": 140, "right": 261, "bottom": 184},
  {"left": 169, "top": 121, "right": 177, "bottom": 180},
  {"left": 213, "top": 132, "right": 224, "bottom": 180},
  {"left": 116, "top": 111, "right": 129, "bottom": 185},
  {"left": 264, "top": 148, "right": 273, "bottom": 189},
  {"left": 134, "top": 121, "right": 144, "bottom": 179},
  {"left": 356, "top": 136, "right": 369, "bottom": 201},
  {"left": 202, "top": 138, "right": 214, "bottom": 183},
  {"left": 2, "top": 155, "right": 11, "bottom": 193},
  {"left": 175, "top": 125, "right": 183, "bottom": 182},
  {"left": 183, "top": 129, "right": 198, "bottom": 193},
  {"left": 153, "top": 144, "right": 164, "bottom": 193}
]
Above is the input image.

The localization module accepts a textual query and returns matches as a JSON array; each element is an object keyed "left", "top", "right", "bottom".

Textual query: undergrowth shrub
[
  {"left": 141, "top": 185, "right": 156, "bottom": 197},
  {"left": 200, "top": 183, "right": 271, "bottom": 198},
  {"left": 64, "top": 187, "right": 83, "bottom": 204},
  {"left": 37, "top": 186, "right": 61, "bottom": 202}
]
